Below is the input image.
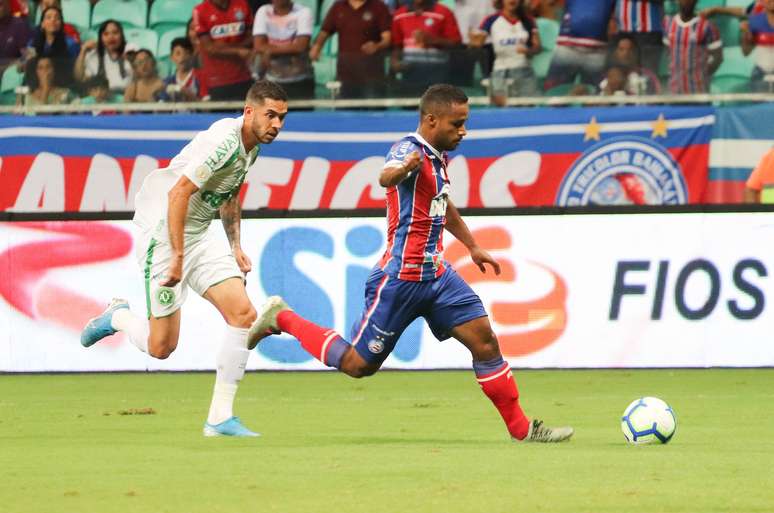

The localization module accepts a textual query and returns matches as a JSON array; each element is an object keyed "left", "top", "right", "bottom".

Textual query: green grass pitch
[{"left": 1, "top": 369, "right": 773, "bottom": 513}]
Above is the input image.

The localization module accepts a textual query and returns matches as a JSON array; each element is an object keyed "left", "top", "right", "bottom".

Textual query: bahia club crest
[{"left": 556, "top": 136, "right": 688, "bottom": 206}]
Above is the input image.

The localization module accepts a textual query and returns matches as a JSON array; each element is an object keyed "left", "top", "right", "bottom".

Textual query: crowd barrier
[
  {"left": 1, "top": 212, "right": 773, "bottom": 372},
  {"left": 1, "top": 103, "right": 772, "bottom": 213}
]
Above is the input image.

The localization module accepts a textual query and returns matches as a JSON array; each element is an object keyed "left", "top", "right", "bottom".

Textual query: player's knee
[
  {"left": 346, "top": 362, "right": 379, "bottom": 379},
  {"left": 226, "top": 304, "right": 257, "bottom": 329},
  {"left": 148, "top": 344, "right": 175, "bottom": 360}
]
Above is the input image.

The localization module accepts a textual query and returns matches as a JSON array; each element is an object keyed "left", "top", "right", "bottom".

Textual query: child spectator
[
  {"left": 253, "top": 0, "right": 315, "bottom": 99},
  {"left": 79, "top": 75, "right": 112, "bottom": 104},
  {"left": 741, "top": 0, "right": 774, "bottom": 92},
  {"left": 21, "top": 55, "right": 74, "bottom": 105},
  {"left": 159, "top": 37, "right": 201, "bottom": 101},
  {"left": 74, "top": 19, "right": 133, "bottom": 93},
  {"left": 310, "top": 0, "right": 391, "bottom": 99},
  {"left": 663, "top": 0, "right": 722, "bottom": 94},
  {"left": 123, "top": 48, "right": 164, "bottom": 102},
  {"left": 472, "top": 0, "right": 541, "bottom": 105},
  {"left": 27, "top": 6, "right": 80, "bottom": 87}
]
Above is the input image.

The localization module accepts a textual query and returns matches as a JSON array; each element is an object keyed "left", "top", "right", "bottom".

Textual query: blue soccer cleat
[
  {"left": 203, "top": 416, "right": 261, "bottom": 438},
  {"left": 80, "top": 298, "right": 129, "bottom": 348}
]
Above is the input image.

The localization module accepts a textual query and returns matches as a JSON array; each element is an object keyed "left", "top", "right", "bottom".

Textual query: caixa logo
[
  {"left": 256, "top": 225, "right": 422, "bottom": 364},
  {"left": 610, "top": 259, "right": 767, "bottom": 321}
]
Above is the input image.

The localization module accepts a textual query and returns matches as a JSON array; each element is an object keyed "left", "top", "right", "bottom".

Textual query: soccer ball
[{"left": 621, "top": 397, "right": 677, "bottom": 445}]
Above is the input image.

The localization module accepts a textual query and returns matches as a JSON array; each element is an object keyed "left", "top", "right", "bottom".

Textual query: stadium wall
[
  {"left": 1, "top": 104, "right": 772, "bottom": 212},
  {"left": 1, "top": 212, "right": 774, "bottom": 372}
]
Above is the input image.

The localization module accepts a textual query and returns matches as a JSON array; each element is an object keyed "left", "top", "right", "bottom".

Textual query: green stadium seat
[
  {"left": 715, "top": 14, "right": 741, "bottom": 46},
  {"left": 715, "top": 46, "right": 755, "bottom": 77},
  {"left": 91, "top": 0, "right": 148, "bottom": 29},
  {"left": 531, "top": 49, "right": 553, "bottom": 80},
  {"left": 438, "top": 0, "right": 455, "bottom": 10},
  {"left": 62, "top": 0, "right": 91, "bottom": 31},
  {"left": 325, "top": 33, "right": 338, "bottom": 56},
  {"left": 0, "top": 66, "right": 24, "bottom": 105},
  {"left": 726, "top": 0, "right": 751, "bottom": 7},
  {"left": 124, "top": 27, "right": 160, "bottom": 54},
  {"left": 313, "top": 55, "right": 337, "bottom": 85},
  {"left": 157, "top": 26, "right": 188, "bottom": 59},
  {"left": 696, "top": 0, "right": 725, "bottom": 9},
  {"left": 544, "top": 83, "right": 576, "bottom": 96},
  {"left": 149, "top": 0, "right": 199, "bottom": 31},
  {"left": 80, "top": 27, "right": 98, "bottom": 42},
  {"left": 536, "top": 18, "right": 559, "bottom": 51},
  {"left": 711, "top": 74, "right": 750, "bottom": 93},
  {"left": 157, "top": 56, "right": 172, "bottom": 78}
]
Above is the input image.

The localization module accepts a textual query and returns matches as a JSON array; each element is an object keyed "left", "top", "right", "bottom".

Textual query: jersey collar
[{"left": 410, "top": 132, "right": 443, "bottom": 160}]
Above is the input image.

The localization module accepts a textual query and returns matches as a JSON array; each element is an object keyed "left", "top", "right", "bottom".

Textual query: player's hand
[
  {"left": 402, "top": 150, "right": 422, "bottom": 176},
  {"left": 470, "top": 245, "right": 501, "bottom": 276},
  {"left": 233, "top": 247, "right": 252, "bottom": 274},
  {"left": 160, "top": 257, "right": 183, "bottom": 287}
]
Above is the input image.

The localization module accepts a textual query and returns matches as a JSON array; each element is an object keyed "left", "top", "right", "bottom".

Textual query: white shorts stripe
[
  {"left": 352, "top": 274, "right": 390, "bottom": 345},
  {"left": 476, "top": 365, "right": 511, "bottom": 383},
  {"left": 320, "top": 331, "right": 339, "bottom": 364}
]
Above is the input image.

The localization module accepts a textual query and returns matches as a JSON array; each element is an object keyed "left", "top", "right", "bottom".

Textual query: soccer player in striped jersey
[
  {"left": 251, "top": 84, "right": 573, "bottom": 443},
  {"left": 663, "top": 0, "right": 723, "bottom": 94},
  {"left": 80, "top": 80, "right": 289, "bottom": 437}
]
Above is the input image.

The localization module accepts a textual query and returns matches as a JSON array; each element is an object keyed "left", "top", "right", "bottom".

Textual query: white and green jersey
[{"left": 133, "top": 116, "right": 259, "bottom": 242}]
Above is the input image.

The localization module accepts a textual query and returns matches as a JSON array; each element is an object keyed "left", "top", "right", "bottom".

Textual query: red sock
[
  {"left": 277, "top": 310, "right": 341, "bottom": 364},
  {"left": 477, "top": 364, "right": 530, "bottom": 439}
]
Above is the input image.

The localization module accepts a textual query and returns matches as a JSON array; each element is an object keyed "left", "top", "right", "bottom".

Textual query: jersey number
[{"left": 202, "top": 188, "right": 236, "bottom": 209}]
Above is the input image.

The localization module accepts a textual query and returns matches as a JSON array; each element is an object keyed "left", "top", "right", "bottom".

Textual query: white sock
[
  {"left": 111, "top": 307, "right": 149, "bottom": 354},
  {"left": 207, "top": 325, "right": 250, "bottom": 425}
]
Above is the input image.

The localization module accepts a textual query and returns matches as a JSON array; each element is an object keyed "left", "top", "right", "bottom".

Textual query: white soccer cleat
[
  {"left": 247, "top": 296, "right": 291, "bottom": 349},
  {"left": 513, "top": 419, "right": 574, "bottom": 443}
]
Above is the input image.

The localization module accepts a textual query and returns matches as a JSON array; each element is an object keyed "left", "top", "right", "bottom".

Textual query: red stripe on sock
[
  {"left": 478, "top": 367, "right": 530, "bottom": 439},
  {"left": 278, "top": 310, "right": 340, "bottom": 364}
]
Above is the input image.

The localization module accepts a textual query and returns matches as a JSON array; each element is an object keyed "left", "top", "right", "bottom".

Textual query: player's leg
[
  {"left": 251, "top": 269, "right": 416, "bottom": 378},
  {"left": 186, "top": 233, "right": 260, "bottom": 437},
  {"left": 428, "top": 268, "right": 573, "bottom": 443}
]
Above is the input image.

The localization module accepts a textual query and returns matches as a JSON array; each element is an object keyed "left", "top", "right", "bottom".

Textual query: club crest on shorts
[
  {"left": 556, "top": 136, "right": 687, "bottom": 206},
  {"left": 157, "top": 288, "right": 175, "bottom": 306},
  {"left": 368, "top": 339, "right": 385, "bottom": 354}
]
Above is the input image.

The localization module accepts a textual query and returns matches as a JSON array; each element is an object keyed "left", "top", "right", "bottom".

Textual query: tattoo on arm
[{"left": 220, "top": 195, "right": 242, "bottom": 249}]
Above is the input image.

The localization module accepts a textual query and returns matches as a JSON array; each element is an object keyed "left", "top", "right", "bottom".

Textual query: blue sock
[
  {"left": 472, "top": 356, "right": 507, "bottom": 378},
  {"left": 324, "top": 338, "right": 350, "bottom": 369}
]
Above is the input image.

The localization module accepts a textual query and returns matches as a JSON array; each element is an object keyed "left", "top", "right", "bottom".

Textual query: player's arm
[
  {"left": 444, "top": 199, "right": 501, "bottom": 275},
  {"left": 220, "top": 192, "right": 251, "bottom": 274},
  {"left": 200, "top": 33, "right": 252, "bottom": 61},
  {"left": 162, "top": 175, "right": 200, "bottom": 287},
  {"left": 379, "top": 150, "right": 422, "bottom": 187}
]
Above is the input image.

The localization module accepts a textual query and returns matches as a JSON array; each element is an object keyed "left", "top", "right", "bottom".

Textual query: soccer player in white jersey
[{"left": 80, "top": 80, "right": 289, "bottom": 437}]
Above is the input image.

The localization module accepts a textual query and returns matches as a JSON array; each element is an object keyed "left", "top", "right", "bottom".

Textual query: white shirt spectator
[
  {"left": 83, "top": 49, "right": 133, "bottom": 92},
  {"left": 252, "top": 3, "right": 313, "bottom": 83}
]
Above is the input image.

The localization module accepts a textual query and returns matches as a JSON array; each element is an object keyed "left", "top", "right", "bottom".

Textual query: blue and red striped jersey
[
  {"left": 663, "top": 15, "right": 722, "bottom": 94},
  {"left": 378, "top": 133, "right": 450, "bottom": 282},
  {"left": 615, "top": 0, "right": 664, "bottom": 33}
]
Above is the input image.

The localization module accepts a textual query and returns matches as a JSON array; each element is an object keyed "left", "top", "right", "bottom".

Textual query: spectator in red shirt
[
  {"left": 310, "top": 0, "right": 392, "bottom": 99},
  {"left": 193, "top": 0, "right": 254, "bottom": 101},
  {"left": 391, "top": 0, "right": 463, "bottom": 96}
]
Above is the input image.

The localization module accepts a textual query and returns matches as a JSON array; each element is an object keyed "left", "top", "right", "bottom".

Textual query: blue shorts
[{"left": 350, "top": 266, "right": 487, "bottom": 365}]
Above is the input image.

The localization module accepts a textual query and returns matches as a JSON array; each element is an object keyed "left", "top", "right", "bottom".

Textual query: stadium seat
[
  {"left": 124, "top": 27, "right": 159, "bottom": 53},
  {"left": 716, "top": 46, "right": 755, "bottom": 78},
  {"left": 62, "top": 0, "right": 91, "bottom": 31},
  {"left": 0, "top": 66, "right": 24, "bottom": 105},
  {"left": 157, "top": 26, "right": 187, "bottom": 59},
  {"left": 696, "top": 0, "right": 725, "bottom": 9},
  {"left": 726, "top": 0, "right": 751, "bottom": 7},
  {"left": 80, "top": 27, "right": 98, "bottom": 42},
  {"left": 536, "top": 18, "right": 559, "bottom": 51},
  {"left": 544, "top": 83, "right": 576, "bottom": 96},
  {"left": 313, "top": 55, "right": 337, "bottom": 85},
  {"left": 149, "top": 0, "right": 199, "bottom": 31},
  {"left": 325, "top": 33, "right": 339, "bottom": 56},
  {"left": 91, "top": 0, "right": 148, "bottom": 29},
  {"left": 438, "top": 0, "right": 455, "bottom": 10},
  {"left": 711, "top": 74, "right": 750, "bottom": 93},
  {"left": 531, "top": 50, "right": 553, "bottom": 80},
  {"left": 715, "top": 14, "right": 741, "bottom": 46},
  {"left": 156, "top": 56, "right": 172, "bottom": 78}
]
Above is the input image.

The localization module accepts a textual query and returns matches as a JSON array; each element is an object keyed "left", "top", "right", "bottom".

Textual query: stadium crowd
[{"left": 1, "top": 0, "right": 773, "bottom": 106}]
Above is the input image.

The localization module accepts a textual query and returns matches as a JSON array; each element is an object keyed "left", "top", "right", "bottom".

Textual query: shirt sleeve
[
  {"left": 297, "top": 6, "right": 314, "bottom": 37},
  {"left": 321, "top": 3, "right": 338, "bottom": 34},
  {"left": 376, "top": 2, "right": 391, "bottom": 33},
  {"left": 384, "top": 139, "right": 421, "bottom": 169},
  {"left": 192, "top": 5, "right": 210, "bottom": 37},
  {"left": 705, "top": 21, "right": 722, "bottom": 50},
  {"left": 253, "top": 6, "right": 269, "bottom": 36},
  {"left": 181, "top": 129, "right": 242, "bottom": 188}
]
